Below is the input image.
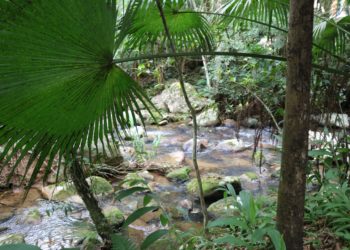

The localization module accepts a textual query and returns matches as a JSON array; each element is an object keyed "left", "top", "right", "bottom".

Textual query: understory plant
[{"left": 305, "top": 170, "right": 350, "bottom": 248}]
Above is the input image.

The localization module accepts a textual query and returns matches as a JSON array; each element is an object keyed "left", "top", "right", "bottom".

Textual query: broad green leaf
[
  {"left": 143, "top": 194, "right": 153, "bottom": 207},
  {"left": 140, "top": 229, "right": 168, "bottom": 250},
  {"left": 0, "top": 0, "right": 154, "bottom": 190},
  {"left": 123, "top": 206, "right": 159, "bottom": 228},
  {"left": 266, "top": 228, "right": 286, "bottom": 250},
  {"left": 160, "top": 213, "right": 169, "bottom": 226},
  {"left": 111, "top": 234, "right": 138, "bottom": 250}
]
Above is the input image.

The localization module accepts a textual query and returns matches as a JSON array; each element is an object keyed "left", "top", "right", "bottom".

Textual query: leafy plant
[{"left": 305, "top": 172, "right": 350, "bottom": 245}]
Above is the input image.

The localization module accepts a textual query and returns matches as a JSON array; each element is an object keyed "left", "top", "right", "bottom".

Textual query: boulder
[
  {"left": 241, "top": 117, "right": 259, "bottom": 128},
  {"left": 151, "top": 82, "right": 208, "bottom": 114},
  {"left": 207, "top": 196, "right": 239, "bottom": 217},
  {"left": 215, "top": 139, "right": 252, "bottom": 152},
  {"left": 241, "top": 172, "right": 258, "bottom": 181},
  {"left": 0, "top": 233, "right": 25, "bottom": 245},
  {"left": 222, "top": 119, "right": 238, "bottom": 128},
  {"left": 196, "top": 105, "right": 220, "bottom": 127},
  {"left": 121, "top": 172, "right": 148, "bottom": 189},
  {"left": 166, "top": 167, "right": 191, "bottom": 181},
  {"left": 168, "top": 151, "right": 185, "bottom": 165},
  {"left": 86, "top": 176, "right": 113, "bottom": 195},
  {"left": 41, "top": 182, "right": 76, "bottom": 201},
  {"left": 186, "top": 176, "right": 241, "bottom": 203},
  {"left": 42, "top": 176, "right": 112, "bottom": 201},
  {"left": 103, "top": 207, "right": 124, "bottom": 227},
  {"left": 183, "top": 139, "right": 209, "bottom": 153}
]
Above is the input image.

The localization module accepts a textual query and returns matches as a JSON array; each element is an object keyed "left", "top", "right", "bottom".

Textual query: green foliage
[
  {"left": 132, "top": 133, "right": 161, "bottom": 163},
  {"left": 305, "top": 172, "right": 350, "bottom": 246},
  {"left": 124, "top": 0, "right": 213, "bottom": 52},
  {"left": 112, "top": 234, "right": 138, "bottom": 250},
  {"left": 0, "top": 0, "right": 155, "bottom": 191}
]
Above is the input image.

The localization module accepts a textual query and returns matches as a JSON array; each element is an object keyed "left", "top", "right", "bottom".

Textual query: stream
[{"left": 0, "top": 123, "right": 281, "bottom": 249}]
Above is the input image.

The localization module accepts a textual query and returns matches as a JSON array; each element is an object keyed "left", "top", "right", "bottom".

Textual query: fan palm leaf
[
  {"left": 219, "top": 0, "right": 289, "bottom": 29},
  {"left": 0, "top": 0, "right": 154, "bottom": 189},
  {"left": 123, "top": 0, "right": 214, "bottom": 53}
]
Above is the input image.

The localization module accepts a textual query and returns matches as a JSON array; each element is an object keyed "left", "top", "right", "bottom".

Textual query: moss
[
  {"left": 0, "top": 234, "right": 25, "bottom": 245},
  {"left": 103, "top": 207, "right": 124, "bottom": 226},
  {"left": 207, "top": 197, "right": 239, "bottom": 217},
  {"left": 86, "top": 176, "right": 113, "bottom": 195},
  {"left": 166, "top": 167, "right": 191, "bottom": 181},
  {"left": 121, "top": 172, "right": 147, "bottom": 189},
  {"left": 244, "top": 172, "right": 258, "bottom": 180},
  {"left": 186, "top": 177, "right": 220, "bottom": 196}
]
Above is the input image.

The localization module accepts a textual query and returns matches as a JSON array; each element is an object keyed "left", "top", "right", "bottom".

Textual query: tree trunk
[
  {"left": 276, "top": 1, "right": 314, "bottom": 249},
  {"left": 71, "top": 159, "right": 113, "bottom": 250}
]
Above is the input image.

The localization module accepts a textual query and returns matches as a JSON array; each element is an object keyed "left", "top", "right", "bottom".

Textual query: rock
[
  {"left": 222, "top": 119, "right": 238, "bottom": 128},
  {"left": 121, "top": 173, "right": 147, "bottom": 189},
  {"left": 207, "top": 197, "right": 239, "bottom": 217},
  {"left": 103, "top": 207, "right": 124, "bottom": 227},
  {"left": 23, "top": 208, "right": 41, "bottom": 224},
  {"left": 0, "top": 227, "right": 8, "bottom": 233},
  {"left": 0, "top": 209, "right": 14, "bottom": 222},
  {"left": 168, "top": 151, "right": 185, "bottom": 165},
  {"left": 41, "top": 182, "right": 76, "bottom": 201},
  {"left": 183, "top": 139, "right": 209, "bottom": 153},
  {"left": 196, "top": 105, "right": 220, "bottom": 127},
  {"left": 241, "top": 172, "right": 259, "bottom": 181},
  {"left": 186, "top": 176, "right": 241, "bottom": 203},
  {"left": 42, "top": 176, "right": 112, "bottom": 202},
  {"left": 166, "top": 167, "right": 191, "bottom": 181},
  {"left": 151, "top": 82, "right": 208, "bottom": 114},
  {"left": 313, "top": 113, "right": 349, "bottom": 128},
  {"left": 138, "top": 171, "right": 154, "bottom": 181},
  {"left": 0, "top": 233, "right": 25, "bottom": 245},
  {"left": 179, "top": 199, "right": 193, "bottom": 211},
  {"left": 215, "top": 139, "right": 252, "bottom": 152},
  {"left": 242, "top": 117, "right": 259, "bottom": 128},
  {"left": 86, "top": 176, "right": 113, "bottom": 195}
]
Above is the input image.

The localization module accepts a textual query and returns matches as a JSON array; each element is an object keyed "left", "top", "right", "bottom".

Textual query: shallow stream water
[{"left": 0, "top": 124, "right": 281, "bottom": 249}]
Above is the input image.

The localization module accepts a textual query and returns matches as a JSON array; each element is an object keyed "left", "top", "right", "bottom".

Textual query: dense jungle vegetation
[{"left": 0, "top": 0, "right": 349, "bottom": 249}]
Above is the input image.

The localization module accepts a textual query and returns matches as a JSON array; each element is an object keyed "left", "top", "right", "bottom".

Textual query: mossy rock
[
  {"left": 23, "top": 209, "right": 41, "bottom": 224},
  {"left": 244, "top": 172, "right": 258, "bottom": 180},
  {"left": 166, "top": 167, "right": 191, "bottom": 181},
  {"left": 103, "top": 207, "right": 124, "bottom": 227},
  {"left": 187, "top": 176, "right": 242, "bottom": 203},
  {"left": 86, "top": 176, "right": 113, "bottom": 195},
  {"left": 81, "top": 237, "right": 102, "bottom": 250},
  {"left": 42, "top": 182, "right": 76, "bottom": 201},
  {"left": 207, "top": 197, "right": 239, "bottom": 217},
  {"left": 121, "top": 173, "right": 147, "bottom": 189},
  {"left": 0, "top": 234, "right": 25, "bottom": 245},
  {"left": 186, "top": 177, "right": 220, "bottom": 197}
]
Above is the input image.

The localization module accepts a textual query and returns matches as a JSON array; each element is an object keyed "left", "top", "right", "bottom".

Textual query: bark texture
[
  {"left": 71, "top": 159, "right": 113, "bottom": 250},
  {"left": 276, "top": 1, "right": 314, "bottom": 249}
]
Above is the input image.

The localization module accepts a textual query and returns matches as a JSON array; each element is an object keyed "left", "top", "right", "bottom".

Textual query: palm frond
[
  {"left": 313, "top": 15, "right": 350, "bottom": 56},
  {"left": 122, "top": 0, "right": 214, "bottom": 53},
  {"left": 219, "top": 0, "right": 289, "bottom": 30},
  {"left": 0, "top": 0, "right": 154, "bottom": 190}
]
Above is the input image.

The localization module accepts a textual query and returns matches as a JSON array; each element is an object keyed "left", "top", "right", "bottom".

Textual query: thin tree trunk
[
  {"left": 71, "top": 159, "right": 113, "bottom": 250},
  {"left": 276, "top": 1, "right": 314, "bottom": 249},
  {"left": 155, "top": 0, "right": 209, "bottom": 229}
]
